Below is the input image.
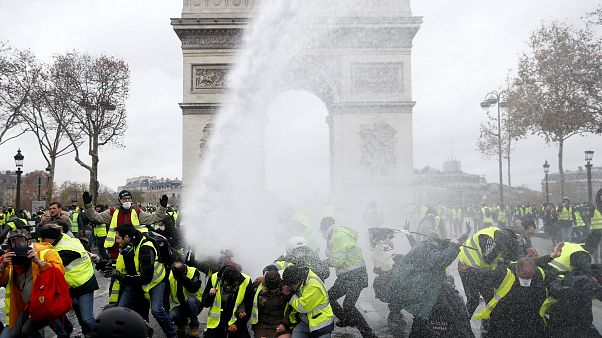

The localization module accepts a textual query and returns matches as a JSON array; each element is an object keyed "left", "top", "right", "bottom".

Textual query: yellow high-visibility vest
[{"left": 206, "top": 272, "right": 251, "bottom": 328}]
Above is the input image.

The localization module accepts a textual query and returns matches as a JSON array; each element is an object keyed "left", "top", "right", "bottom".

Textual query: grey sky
[{"left": 0, "top": 0, "right": 600, "bottom": 194}]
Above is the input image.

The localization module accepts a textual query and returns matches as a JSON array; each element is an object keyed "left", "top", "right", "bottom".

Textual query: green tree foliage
[{"left": 506, "top": 21, "right": 602, "bottom": 197}]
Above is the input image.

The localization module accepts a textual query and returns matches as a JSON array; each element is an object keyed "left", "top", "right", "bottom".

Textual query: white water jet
[{"left": 182, "top": 0, "right": 412, "bottom": 277}]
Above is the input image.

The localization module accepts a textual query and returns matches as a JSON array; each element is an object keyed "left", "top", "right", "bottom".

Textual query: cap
[{"left": 118, "top": 190, "right": 132, "bottom": 200}]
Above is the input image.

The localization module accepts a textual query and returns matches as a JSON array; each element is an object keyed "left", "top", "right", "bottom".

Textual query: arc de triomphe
[{"left": 172, "top": 0, "right": 421, "bottom": 205}]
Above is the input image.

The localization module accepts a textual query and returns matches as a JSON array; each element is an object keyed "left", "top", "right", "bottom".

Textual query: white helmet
[{"left": 286, "top": 236, "right": 309, "bottom": 253}]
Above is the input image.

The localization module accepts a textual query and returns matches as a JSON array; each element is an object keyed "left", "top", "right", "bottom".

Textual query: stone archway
[{"left": 172, "top": 0, "right": 421, "bottom": 207}]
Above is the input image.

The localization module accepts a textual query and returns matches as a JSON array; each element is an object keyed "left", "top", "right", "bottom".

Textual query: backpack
[
  {"left": 144, "top": 231, "right": 176, "bottom": 266},
  {"left": 29, "top": 263, "right": 72, "bottom": 321}
]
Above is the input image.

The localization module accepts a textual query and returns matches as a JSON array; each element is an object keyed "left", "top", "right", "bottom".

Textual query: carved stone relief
[
  {"left": 358, "top": 122, "right": 397, "bottom": 176},
  {"left": 199, "top": 123, "right": 214, "bottom": 158},
  {"left": 352, "top": 63, "right": 403, "bottom": 93},
  {"left": 192, "top": 65, "right": 229, "bottom": 90},
  {"left": 184, "top": 0, "right": 256, "bottom": 12}
]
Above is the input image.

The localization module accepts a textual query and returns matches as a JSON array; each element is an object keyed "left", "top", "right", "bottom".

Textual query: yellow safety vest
[
  {"left": 110, "top": 238, "right": 165, "bottom": 303},
  {"left": 207, "top": 272, "right": 251, "bottom": 328},
  {"left": 54, "top": 235, "right": 94, "bottom": 287},
  {"left": 457, "top": 227, "right": 500, "bottom": 269},
  {"left": 250, "top": 283, "right": 265, "bottom": 325},
  {"left": 287, "top": 270, "right": 334, "bottom": 332},
  {"left": 326, "top": 225, "right": 365, "bottom": 274},
  {"left": 168, "top": 266, "right": 202, "bottom": 310},
  {"left": 548, "top": 242, "right": 590, "bottom": 272},
  {"left": 105, "top": 208, "right": 145, "bottom": 249},
  {"left": 70, "top": 208, "right": 79, "bottom": 233},
  {"left": 482, "top": 207, "right": 494, "bottom": 225},
  {"left": 497, "top": 207, "right": 507, "bottom": 223},
  {"left": 558, "top": 206, "right": 573, "bottom": 221},
  {"left": 590, "top": 209, "right": 602, "bottom": 230},
  {"left": 573, "top": 211, "right": 586, "bottom": 228},
  {"left": 93, "top": 223, "right": 107, "bottom": 237},
  {"left": 6, "top": 218, "right": 27, "bottom": 231},
  {"left": 474, "top": 267, "right": 546, "bottom": 319}
]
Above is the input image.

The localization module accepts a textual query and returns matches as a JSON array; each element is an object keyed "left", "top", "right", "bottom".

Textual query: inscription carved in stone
[
  {"left": 359, "top": 122, "right": 397, "bottom": 176},
  {"left": 181, "top": 29, "right": 243, "bottom": 49},
  {"left": 352, "top": 63, "right": 403, "bottom": 93},
  {"left": 193, "top": 65, "right": 228, "bottom": 89}
]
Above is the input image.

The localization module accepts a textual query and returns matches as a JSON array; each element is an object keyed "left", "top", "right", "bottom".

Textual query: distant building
[
  {"left": 0, "top": 170, "right": 17, "bottom": 207},
  {"left": 118, "top": 176, "right": 183, "bottom": 206},
  {"left": 543, "top": 166, "right": 602, "bottom": 204},
  {"left": 413, "top": 159, "right": 539, "bottom": 207}
]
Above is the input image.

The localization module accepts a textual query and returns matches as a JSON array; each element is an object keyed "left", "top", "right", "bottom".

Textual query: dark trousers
[
  {"left": 96, "top": 236, "right": 109, "bottom": 261},
  {"left": 459, "top": 269, "right": 494, "bottom": 317},
  {"left": 10, "top": 311, "right": 62, "bottom": 338},
  {"left": 328, "top": 268, "right": 374, "bottom": 337},
  {"left": 585, "top": 229, "right": 602, "bottom": 264}
]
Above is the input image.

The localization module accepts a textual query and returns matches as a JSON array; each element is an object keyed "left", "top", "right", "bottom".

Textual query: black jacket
[
  {"left": 121, "top": 235, "right": 156, "bottom": 286},
  {"left": 548, "top": 272, "right": 602, "bottom": 336},
  {"left": 201, "top": 273, "right": 254, "bottom": 330}
]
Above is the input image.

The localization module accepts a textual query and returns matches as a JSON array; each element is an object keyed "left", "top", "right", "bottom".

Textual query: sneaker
[{"left": 189, "top": 327, "right": 199, "bottom": 337}]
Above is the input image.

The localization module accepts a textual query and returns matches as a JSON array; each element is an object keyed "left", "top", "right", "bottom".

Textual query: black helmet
[
  {"left": 282, "top": 265, "right": 309, "bottom": 286},
  {"left": 91, "top": 307, "right": 148, "bottom": 338}
]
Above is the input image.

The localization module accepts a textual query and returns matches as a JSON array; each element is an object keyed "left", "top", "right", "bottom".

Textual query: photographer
[{"left": 0, "top": 229, "right": 65, "bottom": 337}]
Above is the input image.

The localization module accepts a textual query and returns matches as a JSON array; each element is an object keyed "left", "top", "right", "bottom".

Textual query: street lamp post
[
  {"left": 543, "top": 160, "right": 550, "bottom": 205},
  {"left": 13, "top": 149, "right": 24, "bottom": 212},
  {"left": 480, "top": 90, "right": 507, "bottom": 207},
  {"left": 585, "top": 150, "right": 594, "bottom": 205}
]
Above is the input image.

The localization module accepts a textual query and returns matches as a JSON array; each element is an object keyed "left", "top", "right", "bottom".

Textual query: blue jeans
[
  {"left": 119, "top": 281, "right": 176, "bottom": 337},
  {"left": 169, "top": 296, "right": 202, "bottom": 328},
  {"left": 292, "top": 321, "right": 332, "bottom": 338},
  {"left": 72, "top": 291, "right": 95, "bottom": 334}
]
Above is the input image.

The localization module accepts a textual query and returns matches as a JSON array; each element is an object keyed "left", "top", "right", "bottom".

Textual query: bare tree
[
  {"left": 19, "top": 57, "right": 83, "bottom": 202},
  {"left": 506, "top": 21, "right": 602, "bottom": 198},
  {"left": 53, "top": 52, "right": 130, "bottom": 204},
  {"left": 0, "top": 43, "right": 34, "bottom": 146}
]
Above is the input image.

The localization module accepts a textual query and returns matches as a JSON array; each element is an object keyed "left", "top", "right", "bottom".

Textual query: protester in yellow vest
[
  {"left": 585, "top": 189, "right": 602, "bottom": 264},
  {"left": 457, "top": 226, "right": 513, "bottom": 318},
  {"left": 82, "top": 190, "right": 168, "bottom": 250},
  {"left": 39, "top": 223, "right": 98, "bottom": 337},
  {"left": 557, "top": 197, "right": 575, "bottom": 242},
  {"left": 250, "top": 267, "right": 291, "bottom": 338},
  {"left": 282, "top": 265, "right": 334, "bottom": 338},
  {"left": 201, "top": 265, "right": 253, "bottom": 338},
  {"left": 111, "top": 224, "right": 176, "bottom": 338},
  {"left": 168, "top": 260, "right": 203, "bottom": 337},
  {"left": 469, "top": 255, "right": 560, "bottom": 337},
  {"left": 91, "top": 204, "right": 109, "bottom": 261},
  {"left": 320, "top": 217, "right": 377, "bottom": 338}
]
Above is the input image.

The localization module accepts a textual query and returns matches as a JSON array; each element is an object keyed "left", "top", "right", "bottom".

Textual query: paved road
[{"left": 0, "top": 235, "right": 599, "bottom": 337}]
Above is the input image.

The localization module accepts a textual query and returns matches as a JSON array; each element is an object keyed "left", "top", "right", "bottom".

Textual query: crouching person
[
  {"left": 251, "top": 267, "right": 291, "bottom": 338},
  {"left": 0, "top": 230, "right": 66, "bottom": 338},
  {"left": 202, "top": 265, "right": 254, "bottom": 338},
  {"left": 169, "top": 259, "right": 203, "bottom": 337},
  {"left": 281, "top": 265, "right": 334, "bottom": 338}
]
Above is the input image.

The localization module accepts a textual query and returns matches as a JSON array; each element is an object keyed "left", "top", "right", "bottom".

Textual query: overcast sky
[{"left": 0, "top": 0, "right": 600, "bottom": 194}]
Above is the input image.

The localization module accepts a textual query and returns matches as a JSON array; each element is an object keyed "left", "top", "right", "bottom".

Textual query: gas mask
[
  {"left": 8, "top": 235, "right": 32, "bottom": 266},
  {"left": 518, "top": 277, "right": 532, "bottom": 287},
  {"left": 122, "top": 202, "right": 132, "bottom": 210}
]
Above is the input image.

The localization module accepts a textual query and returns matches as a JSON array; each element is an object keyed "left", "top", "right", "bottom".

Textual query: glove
[
  {"left": 82, "top": 191, "right": 92, "bottom": 205},
  {"left": 110, "top": 270, "right": 124, "bottom": 281},
  {"left": 160, "top": 195, "right": 168, "bottom": 208}
]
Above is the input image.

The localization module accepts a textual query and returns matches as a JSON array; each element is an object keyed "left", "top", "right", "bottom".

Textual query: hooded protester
[
  {"left": 547, "top": 262, "right": 602, "bottom": 337},
  {"left": 387, "top": 231, "right": 473, "bottom": 337},
  {"left": 251, "top": 267, "right": 291, "bottom": 338}
]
